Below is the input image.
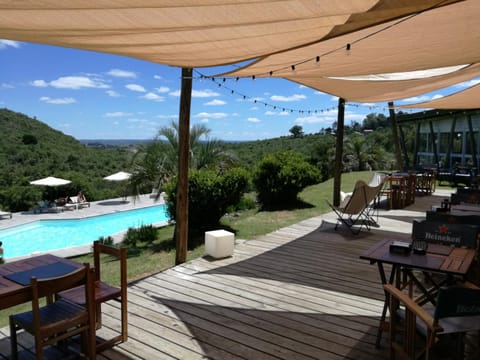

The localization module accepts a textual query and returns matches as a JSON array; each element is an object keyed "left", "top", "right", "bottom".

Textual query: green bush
[
  {"left": 122, "top": 224, "right": 158, "bottom": 247},
  {"left": 97, "top": 236, "right": 114, "bottom": 246},
  {"left": 253, "top": 150, "right": 321, "bottom": 209},
  {"left": 165, "top": 167, "right": 249, "bottom": 231}
]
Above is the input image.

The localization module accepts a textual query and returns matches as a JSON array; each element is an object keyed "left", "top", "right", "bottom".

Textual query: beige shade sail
[
  {"left": 398, "top": 83, "right": 480, "bottom": 109},
  {"left": 225, "top": 0, "right": 480, "bottom": 103},
  {"left": 0, "top": 0, "right": 462, "bottom": 69}
]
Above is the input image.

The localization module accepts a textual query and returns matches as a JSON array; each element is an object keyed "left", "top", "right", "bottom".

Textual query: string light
[{"left": 193, "top": 70, "right": 416, "bottom": 115}]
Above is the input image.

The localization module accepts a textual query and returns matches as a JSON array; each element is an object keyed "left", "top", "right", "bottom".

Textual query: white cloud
[
  {"left": 264, "top": 110, "right": 290, "bottom": 116},
  {"left": 168, "top": 89, "right": 221, "bottom": 98},
  {"left": 32, "top": 76, "right": 109, "bottom": 89},
  {"left": 270, "top": 94, "right": 306, "bottom": 102},
  {"left": 194, "top": 112, "right": 228, "bottom": 119},
  {"left": 204, "top": 99, "right": 226, "bottom": 106},
  {"left": 432, "top": 94, "right": 444, "bottom": 100},
  {"left": 31, "top": 80, "right": 48, "bottom": 87},
  {"left": 0, "top": 40, "right": 20, "bottom": 50},
  {"left": 400, "top": 95, "right": 431, "bottom": 103},
  {"left": 156, "top": 114, "right": 178, "bottom": 119},
  {"left": 106, "top": 90, "right": 121, "bottom": 97},
  {"left": 126, "top": 84, "right": 146, "bottom": 92},
  {"left": 52, "top": 76, "right": 109, "bottom": 89},
  {"left": 192, "top": 89, "right": 220, "bottom": 97},
  {"left": 247, "top": 117, "right": 261, "bottom": 123},
  {"left": 200, "top": 119, "right": 209, "bottom": 123},
  {"left": 103, "top": 112, "right": 132, "bottom": 118},
  {"left": 1, "top": 83, "right": 14, "bottom": 89},
  {"left": 107, "top": 69, "right": 137, "bottom": 78},
  {"left": 39, "top": 96, "right": 76, "bottom": 104},
  {"left": 142, "top": 92, "right": 164, "bottom": 101},
  {"left": 156, "top": 86, "right": 170, "bottom": 93},
  {"left": 154, "top": 75, "right": 163, "bottom": 80}
]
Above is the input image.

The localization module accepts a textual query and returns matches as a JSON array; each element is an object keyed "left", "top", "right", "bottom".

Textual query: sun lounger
[
  {"left": 0, "top": 210, "right": 12, "bottom": 219},
  {"left": 33, "top": 200, "right": 64, "bottom": 214},
  {"left": 68, "top": 196, "right": 90, "bottom": 209}
]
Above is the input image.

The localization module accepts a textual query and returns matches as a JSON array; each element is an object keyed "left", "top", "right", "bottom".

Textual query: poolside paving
[{"left": 0, "top": 194, "right": 166, "bottom": 261}]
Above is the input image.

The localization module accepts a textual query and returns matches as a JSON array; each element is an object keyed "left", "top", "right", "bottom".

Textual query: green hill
[{"left": 0, "top": 108, "right": 130, "bottom": 211}]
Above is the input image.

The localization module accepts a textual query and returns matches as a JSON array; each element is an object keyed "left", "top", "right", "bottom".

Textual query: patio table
[
  {"left": 0, "top": 254, "right": 82, "bottom": 310},
  {"left": 360, "top": 238, "right": 476, "bottom": 348}
]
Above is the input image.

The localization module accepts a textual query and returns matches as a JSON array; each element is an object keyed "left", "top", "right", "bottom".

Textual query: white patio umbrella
[
  {"left": 103, "top": 171, "right": 132, "bottom": 181},
  {"left": 30, "top": 176, "right": 71, "bottom": 186}
]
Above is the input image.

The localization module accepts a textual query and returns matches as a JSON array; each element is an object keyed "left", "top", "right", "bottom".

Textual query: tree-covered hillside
[{"left": 0, "top": 108, "right": 130, "bottom": 211}]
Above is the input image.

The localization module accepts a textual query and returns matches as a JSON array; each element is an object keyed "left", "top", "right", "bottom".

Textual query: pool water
[{"left": 0, "top": 205, "right": 169, "bottom": 259}]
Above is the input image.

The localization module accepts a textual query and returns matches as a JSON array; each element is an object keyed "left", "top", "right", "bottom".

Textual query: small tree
[
  {"left": 165, "top": 167, "right": 249, "bottom": 233},
  {"left": 253, "top": 151, "right": 320, "bottom": 209},
  {"left": 289, "top": 125, "right": 304, "bottom": 138}
]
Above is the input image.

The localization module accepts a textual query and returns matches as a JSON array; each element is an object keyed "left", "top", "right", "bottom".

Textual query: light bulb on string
[{"left": 345, "top": 43, "right": 351, "bottom": 56}]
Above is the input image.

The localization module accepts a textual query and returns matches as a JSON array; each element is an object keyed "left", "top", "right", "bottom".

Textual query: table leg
[{"left": 376, "top": 263, "right": 398, "bottom": 348}]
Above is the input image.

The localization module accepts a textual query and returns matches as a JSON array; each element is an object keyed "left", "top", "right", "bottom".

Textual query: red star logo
[{"left": 439, "top": 224, "right": 449, "bottom": 234}]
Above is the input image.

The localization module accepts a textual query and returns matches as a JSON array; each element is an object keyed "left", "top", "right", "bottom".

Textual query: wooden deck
[{"left": 0, "top": 192, "right": 454, "bottom": 359}]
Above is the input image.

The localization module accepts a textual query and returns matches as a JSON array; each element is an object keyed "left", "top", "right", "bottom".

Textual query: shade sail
[
  {"left": 0, "top": 0, "right": 478, "bottom": 105},
  {"left": 30, "top": 176, "right": 71, "bottom": 186},
  {"left": 398, "top": 83, "right": 480, "bottom": 109},
  {"left": 225, "top": 0, "right": 480, "bottom": 102},
  {"left": 0, "top": 0, "right": 462, "bottom": 68},
  {"left": 103, "top": 171, "right": 132, "bottom": 181}
]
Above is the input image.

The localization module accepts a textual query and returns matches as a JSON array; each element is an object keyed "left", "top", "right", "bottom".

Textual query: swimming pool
[{"left": 0, "top": 205, "right": 169, "bottom": 259}]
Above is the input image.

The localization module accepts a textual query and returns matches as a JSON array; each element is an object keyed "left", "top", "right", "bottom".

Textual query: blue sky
[{"left": 1, "top": 39, "right": 478, "bottom": 141}]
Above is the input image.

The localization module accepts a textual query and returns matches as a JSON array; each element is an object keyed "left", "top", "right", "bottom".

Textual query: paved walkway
[{"left": 0, "top": 194, "right": 166, "bottom": 261}]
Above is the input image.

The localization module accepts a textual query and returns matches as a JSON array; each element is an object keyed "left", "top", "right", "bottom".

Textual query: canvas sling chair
[{"left": 327, "top": 179, "right": 385, "bottom": 235}]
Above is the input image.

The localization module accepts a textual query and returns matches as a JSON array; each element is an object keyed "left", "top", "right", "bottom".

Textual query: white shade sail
[
  {"left": 103, "top": 171, "right": 132, "bottom": 181},
  {"left": 30, "top": 176, "right": 71, "bottom": 186}
]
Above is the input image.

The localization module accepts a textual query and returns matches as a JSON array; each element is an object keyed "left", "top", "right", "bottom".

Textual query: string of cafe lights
[{"left": 193, "top": 69, "right": 417, "bottom": 115}]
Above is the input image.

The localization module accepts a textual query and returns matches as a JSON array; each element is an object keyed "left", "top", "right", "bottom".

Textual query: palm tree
[{"left": 128, "top": 121, "right": 237, "bottom": 196}]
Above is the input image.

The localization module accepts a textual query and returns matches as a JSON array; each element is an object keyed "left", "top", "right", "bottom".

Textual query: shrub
[
  {"left": 97, "top": 236, "right": 114, "bottom": 246},
  {"left": 253, "top": 150, "right": 320, "bottom": 209},
  {"left": 122, "top": 224, "right": 158, "bottom": 247},
  {"left": 165, "top": 167, "right": 249, "bottom": 231}
]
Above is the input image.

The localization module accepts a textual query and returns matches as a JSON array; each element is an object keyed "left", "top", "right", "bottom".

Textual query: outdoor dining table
[
  {"left": 360, "top": 238, "right": 476, "bottom": 347},
  {"left": 0, "top": 253, "right": 82, "bottom": 310}
]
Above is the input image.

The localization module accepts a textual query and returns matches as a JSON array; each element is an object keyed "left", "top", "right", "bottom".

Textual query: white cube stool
[{"left": 205, "top": 230, "right": 235, "bottom": 259}]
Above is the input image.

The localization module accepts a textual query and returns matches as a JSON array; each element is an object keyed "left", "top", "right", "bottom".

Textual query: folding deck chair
[{"left": 327, "top": 179, "right": 385, "bottom": 234}]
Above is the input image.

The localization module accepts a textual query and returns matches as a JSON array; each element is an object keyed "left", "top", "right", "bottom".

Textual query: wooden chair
[
  {"left": 59, "top": 241, "right": 128, "bottom": 351},
  {"left": 9, "top": 263, "right": 96, "bottom": 360},
  {"left": 384, "top": 284, "right": 480, "bottom": 360}
]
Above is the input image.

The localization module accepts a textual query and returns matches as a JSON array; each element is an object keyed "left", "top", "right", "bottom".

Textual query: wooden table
[
  {"left": 385, "top": 173, "right": 412, "bottom": 209},
  {"left": 0, "top": 254, "right": 82, "bottom": 310},
  {"left": 360, "top": 238, "right": 476, "bottom": 347}
]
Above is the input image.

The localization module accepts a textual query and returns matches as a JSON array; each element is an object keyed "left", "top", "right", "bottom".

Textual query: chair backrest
[
  {"left": 426, "top": 210, "right": 480, "bottom": 227},
  {"left": 93, "top": 240, "right": 127, "bottom": 287},
  {"left": 411, "top": 219, "right": 478, "bottom": 248},
  {"left": 434, "top": 286, "right": 480, "bottom": 320},
  {"left": 33, "top": 263, "right": 90, "bottom": 299},
  {"left": 450, "top": 188, "right": 480, "bottom": 205},
  {"left": 342, "top": 179, "right": 384, "bottom": 215}
]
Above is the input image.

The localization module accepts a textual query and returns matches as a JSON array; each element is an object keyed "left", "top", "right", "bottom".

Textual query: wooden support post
[
  {"left": 428, "top": 120, "right": 439, "bottom": 166},
  {"left": 388, "top": 102, "right": 404, "bottom": 171},
  {"left": 333, "top": 98, "right": 345, "bottom": 207},
  {"left": 175, "top": 68, "right": 192, "bottom": 265}
]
